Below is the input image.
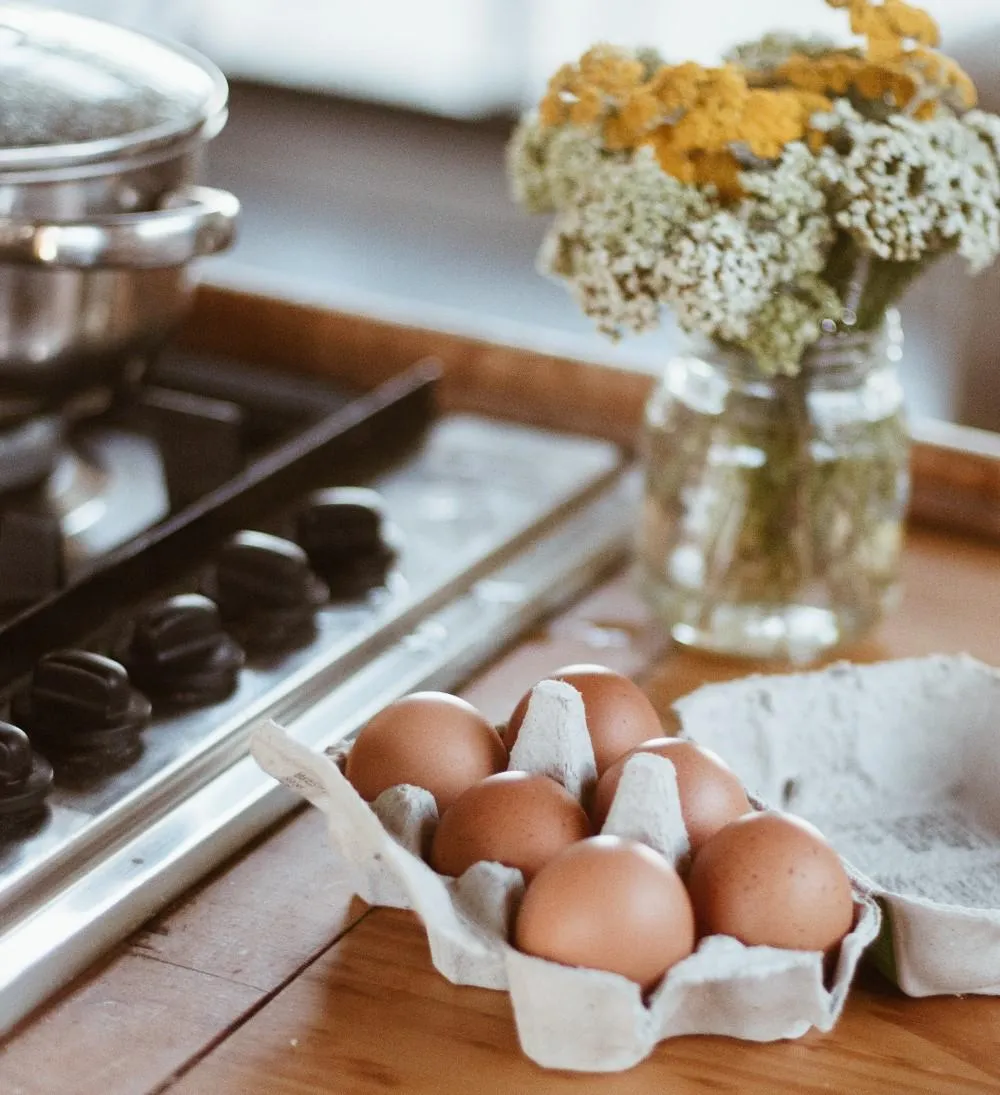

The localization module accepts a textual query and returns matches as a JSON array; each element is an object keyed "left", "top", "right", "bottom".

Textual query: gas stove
[{"left": 0, "top": 348, "right": 633, "bottom": 1034}]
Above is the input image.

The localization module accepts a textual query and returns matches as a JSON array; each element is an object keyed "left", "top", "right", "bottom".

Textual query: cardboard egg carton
[
  {"left": 675, "top": 653, "right": 1000, "bottom": 998},
  {"left": 251, "top": 680, "right": 880, "bottom": 1073}
]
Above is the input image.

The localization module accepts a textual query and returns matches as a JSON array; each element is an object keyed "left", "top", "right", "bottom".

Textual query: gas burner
[
  {"left": 0, "top": 426, "right": 170, "bottom": 613},
  {"left": 0, "top": 351, "right": 359, "bottom": 619},
  {"left": 51, "top": 430, "right": 170, "bottom": 574},
  {"left": 0, "top": 381, "right": 122, "bottom": 496}
]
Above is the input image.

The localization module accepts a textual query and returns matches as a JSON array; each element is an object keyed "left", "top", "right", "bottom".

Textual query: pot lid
[{"left": 0, "top": 3, "right": 228, "bottom": 171}]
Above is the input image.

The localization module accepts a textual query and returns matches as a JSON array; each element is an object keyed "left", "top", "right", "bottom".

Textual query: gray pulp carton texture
[
  {"left": 250, "top": 679, "right": 879, "bottom": 1073},
  {"left": 675, "top": 653, "right": 1000, "bottom": 998}
]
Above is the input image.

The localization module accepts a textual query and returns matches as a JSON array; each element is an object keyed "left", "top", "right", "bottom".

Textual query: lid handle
[{"left": 0, "top": 185, "right": 239, "bottom": 269}]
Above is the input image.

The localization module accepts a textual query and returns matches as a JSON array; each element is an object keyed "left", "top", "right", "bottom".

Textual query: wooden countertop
[{"left": 3, "top": 522, "right": 1000, "bottom": 1095}]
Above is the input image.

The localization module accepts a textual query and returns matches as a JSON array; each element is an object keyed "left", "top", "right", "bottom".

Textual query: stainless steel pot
[{"left": 0, "top": 4, "right": 239, "bottom": 400}]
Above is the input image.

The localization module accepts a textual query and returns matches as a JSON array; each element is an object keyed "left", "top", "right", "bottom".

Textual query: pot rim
[
  {"left": 0, "top": 111, "right": 228, "bottom": 186},
  {"left": 0, "top": 5, "right": 229, "bottom": 174}
]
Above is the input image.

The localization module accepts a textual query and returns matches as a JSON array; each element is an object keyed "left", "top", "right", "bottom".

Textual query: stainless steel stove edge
[
  {"left": 0, "top": 469, "right": 638, "bottom": 1036},
  {"left": 0, "top": 413, "right": 623, "bottom": 918}
]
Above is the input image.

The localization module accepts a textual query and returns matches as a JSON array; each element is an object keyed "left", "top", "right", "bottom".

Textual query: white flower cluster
[
  {"left": 540, "top": 149, "right": 712, "bottom": 337},
  {"left": 817, "top": 101, "right": 1000, "bottom": 271},
  {"left": 506, "top": 114, "right": 610, "bottom": 214},
  {"left": 540, "top": 142, "right": 833, "bottom": 351},
  {"left": 655, "top": 211, "right": 774, "bottom": 342},
  {"left": 507, "top": 90, "right": 1000, "bottom": 372},
  {"left": 742, "top": 143, "right": 831, "bottom": 260}
]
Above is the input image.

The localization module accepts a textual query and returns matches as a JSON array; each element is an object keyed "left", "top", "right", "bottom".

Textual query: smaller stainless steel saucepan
[{"left": 0, "top": 3, "right": 240, "bottom": 400}]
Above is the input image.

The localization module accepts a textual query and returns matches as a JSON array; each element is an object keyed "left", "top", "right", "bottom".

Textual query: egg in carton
[
  {"left": 675, "top": 653, "right": 1000, "bottom": 999},
  {"left": 251, "top": 679, "right": 880, "bottom": 1073}
]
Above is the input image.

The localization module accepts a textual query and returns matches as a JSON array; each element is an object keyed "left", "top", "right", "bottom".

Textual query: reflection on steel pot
[{"left": 0, "top": 3, "right": 239, "bottom": 399}]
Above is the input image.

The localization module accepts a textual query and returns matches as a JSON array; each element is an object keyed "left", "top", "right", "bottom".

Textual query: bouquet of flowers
[
  {"left": 508, "top": 0, "right": 1000, "bottom": 375},
  {"left": 507, "top": 0, "right": 1000, "bottom": 659}
]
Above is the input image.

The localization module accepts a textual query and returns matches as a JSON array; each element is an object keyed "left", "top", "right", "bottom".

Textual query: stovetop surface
[
  {"left": 0, "top": 348, "right": 633, "bottom": 1036},
  {"left": 0, "top": 354, "right": 430, "bottom": 680},
  {"left": 0, "top": 351, "right": 357, "bottom": 622},
  {"left": 0, "top": 408, "right": 621, "bottom": 905}
]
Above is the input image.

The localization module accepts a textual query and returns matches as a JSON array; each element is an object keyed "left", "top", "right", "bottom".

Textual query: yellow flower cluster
[
  {"left": 535, "top": 0, "right": 978, "bottom": 199},
  {"left": 540, "top": 54, "right": 830, "bottom": 198},
  {"left": 538, "top": 45, "right": 646, "bottom": 129},
  {"left": 828, "top": 0, "right": 937, "bottom": 52},
  {"left": 782, "top": 0, "right": 975, "bottom": 117}
]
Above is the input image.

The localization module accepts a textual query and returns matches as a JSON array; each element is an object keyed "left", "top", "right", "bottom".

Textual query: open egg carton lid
[
  {"left": 251, "top": 680, "right": 880, "bottom": 1073},
  {"left": 675, "top": 653, "right": 1000, "bottom": 999}
]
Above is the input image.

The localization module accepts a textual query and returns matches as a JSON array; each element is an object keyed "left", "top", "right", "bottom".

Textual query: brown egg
[
  {"left": 345, "top": 692, "right": 506, "bottom": 811},
  {"left": 504, "top": 664, "right": 662, "bottom": 774},
  {"left": 687, "top": 811, "right": 855, "bottom": 952},
  {"left": 592, "top": 737, "right": 751, "bottom": 849},
  {"left": 514, "top": 835, "right": 695, "bottom": 992},
  {"left": 429, "top": 771, "right": 591, "bottom": 879}
]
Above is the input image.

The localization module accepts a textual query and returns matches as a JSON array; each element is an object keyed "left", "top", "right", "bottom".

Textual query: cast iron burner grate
[{"left": 0, "top": 353, "right": 434, "bottom": 679}]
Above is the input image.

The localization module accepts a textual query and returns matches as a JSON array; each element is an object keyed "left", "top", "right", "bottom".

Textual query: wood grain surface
[
  {"left": 4, "top": 527, "right": 997, "bottom": 1094},
  {"left": 166, "top": 910, "right": 1000, "bottom": 1095},
  {"left": 0, "top": 809, "right": 367, "bottom": 1095}
]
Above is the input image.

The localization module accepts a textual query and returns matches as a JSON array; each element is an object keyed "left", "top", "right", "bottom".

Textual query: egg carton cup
[
  {"left": 250, "top": 680, "right": 880, "bottom": 1073},
  {"left": 675, "top": 653, "right": 1000, "bottom": 999}
]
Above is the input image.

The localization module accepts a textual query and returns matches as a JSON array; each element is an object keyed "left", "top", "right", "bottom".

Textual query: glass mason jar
[{"left": 636, "top": 315, "right": 909, "bottom": 662}]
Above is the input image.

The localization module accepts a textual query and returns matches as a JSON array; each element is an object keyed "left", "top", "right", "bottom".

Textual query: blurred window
[{"left": 24, "top": 0, "right": 1000, "bottom": 117}]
